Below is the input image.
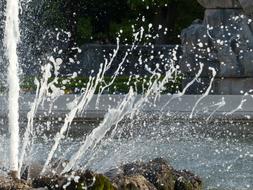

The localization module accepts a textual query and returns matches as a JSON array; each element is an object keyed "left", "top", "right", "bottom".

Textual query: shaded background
[
  {"left": 33, "top": 0, "right": 204, "bottom": 45},
  {"left": 19, "top": 0, "right": 203, "bottom": 72},
  {"left": 0, "top": 0, "right": 204, "bottom": 93}
]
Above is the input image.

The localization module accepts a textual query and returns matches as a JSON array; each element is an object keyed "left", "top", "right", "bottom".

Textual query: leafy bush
[{"left": 19, "top": 75, "right": 183, "bottom": 95}]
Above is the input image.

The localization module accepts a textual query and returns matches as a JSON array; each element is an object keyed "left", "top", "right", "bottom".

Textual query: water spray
[{"left": 4, "top": 0, "right": 21, "bottom": 179}]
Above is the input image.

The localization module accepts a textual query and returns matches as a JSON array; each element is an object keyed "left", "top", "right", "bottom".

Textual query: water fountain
[
  {"left": 4, "top": 0, "right": 20, "bottom": 179},
  {"left": 0, "top": 0, "right": 252, "bottom": 189}
]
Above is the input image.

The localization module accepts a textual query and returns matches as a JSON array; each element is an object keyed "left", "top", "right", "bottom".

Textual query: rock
[
  {"left": 239, "top": 0, "right": 253, "bottom": 16},
  {"left": 180, "top": 0, "right": 253, "bottom": 94},
  {"left": 93, "top": 173, "right": 117, "bottom": 190},
  {"left": 0, "top": 176, "right": 31, "bottom": 190},
  {"left": 197, "top": 0, "right": 241, "bottom": 9},
  {"left": 107, "top": 158, "right": 175, "bottom": 190},
  {"left": 173, "top": 170, "right": 202, "bottom": 190},
  {"left": 180, "top": 19, "right": 217, "bottom": 78},
  {"left": 115, "top": 175, "right": 157, "bottom": 190},
  {"left": 106, "top": 158, "right": 202, "bottom": 190},
  {"left": 32, "top": 170, "right": 116, "bottom": 190},
  {"left": 0, "top": 158, "right": 202, "bottom": 190}
]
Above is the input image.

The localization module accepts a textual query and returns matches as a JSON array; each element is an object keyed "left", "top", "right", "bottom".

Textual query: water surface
[{"left": 0, "top": 118, "right": 252, "bottom": 190}]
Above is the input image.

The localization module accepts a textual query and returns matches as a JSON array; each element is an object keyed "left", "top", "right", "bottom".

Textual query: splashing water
[
  {"left": 189, "top": 67, "right": 217, "bottom": 119},
  {"left": 62, "top": 88, "right": 136, "bottom": 174},
  {"left": 4, "top": 0, "right": 20, "bottom": 178},
  {"left": 0, "top": 1, "right": 252, "bottom": 190}
]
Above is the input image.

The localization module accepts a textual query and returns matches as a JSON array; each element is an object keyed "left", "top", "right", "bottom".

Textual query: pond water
[{"left": 0, "top": 118, "right": 252, "bottom": 190}]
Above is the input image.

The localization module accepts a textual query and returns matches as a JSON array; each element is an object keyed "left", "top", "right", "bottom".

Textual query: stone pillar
[{"left": 179, "top": 0, "right": 253, "bottom": 94}]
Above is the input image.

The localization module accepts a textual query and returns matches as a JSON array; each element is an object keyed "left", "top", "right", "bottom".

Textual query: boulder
[
  {"left": 0, "top": 176, "right": 31, "bottom": 190},
  {"left": 0, "top": 158, "right": 202, "bottom": 190},
  {"left": 120, "top": 158, "right": 174, "bottom": 190},
  {"left": 32, "top": 170, "right": 117, "bottom": 190},
  {"left": 197, "top": 0, "right": 241, "bottom": 9},
  {"left": 173, "top": 170, "right": 202, "bottom": 190},
  {"left": 106, "top": 158, "right": 202, "bottom": 190},
  {"left": 115, "top": 175, "right": 157, "bottom": 190}
]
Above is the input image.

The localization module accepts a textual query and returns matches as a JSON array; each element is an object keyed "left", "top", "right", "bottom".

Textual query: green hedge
[{"left": 17, "top": 75, "right": 183, "bottom": 94}]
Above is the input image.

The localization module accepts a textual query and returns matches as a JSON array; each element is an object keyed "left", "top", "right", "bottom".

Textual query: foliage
[
  {"left": 77, "top": 17, "right": 92, "bottom": 44},
  {"left": 19, "top": 75, "right": 183, "bottom": 95},
  {"left": 109, "top": 20, "right": 135, "bottom": 42},
  {"left": 38, "top": 0, "right": 204, "bottom": 45},
  {"left": 128, "top": 0, "right": 174, "bottom": 9},
  {"left": 39, "top": 0, "right": 66, "bottom": 28}
]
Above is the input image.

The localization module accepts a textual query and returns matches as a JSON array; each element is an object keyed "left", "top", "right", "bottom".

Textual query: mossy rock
[
  {"left": 109, "top": 158, "right": 175, "bottom": 190},
  {"left": 31, "top": 158, "right": 202, "bottom": 190},
  {"left": 106, "top": 158, "right": 203, "bottom": 190},
  {"left": 89, "top": 174, "right": 116, "bottom": 190},
  {"left": 174, "top": 176, "right": 194, "bottom": 190},
  {"left": 172, "top": 170, "right": 202, "bottom": 190},
  {"left": 32, "top": 170, "right": 116, "bottom": 190},
  {"left": 0, "top": 177, "right": 31, "bottom": 190},
  {"left": 115, "top": 175, "right": 157, "bottom": 190}
]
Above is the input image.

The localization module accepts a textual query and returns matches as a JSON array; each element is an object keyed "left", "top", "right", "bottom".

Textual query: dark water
[{"left": 0, "top": 118, "right": 252, "bottom": 190}]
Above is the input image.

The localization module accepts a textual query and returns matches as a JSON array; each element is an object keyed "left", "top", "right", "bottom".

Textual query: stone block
[
  {"left": 182, "top": 77, "right": 253, "bottom": 94},
  {"left": 239, "top": 52, "right": 253, "bottom": 76},
  {"left": 239, "top": 0, "right": 253, "bottom": 16},
  {"left": 214, "top": 78, "right": 253, "bottom": 94},
  {"left": 179, "top": 58, "right": 220, "bottom": 78},
  {"left": 180, "top": 0, "right": 253, "bottom": 94},
  {"left": 218, "top": 51, "right": 243, "bottom": 77},
  {"left": 243, "top": 78, "right": 253, "bottom": 92},
  {"left": 77, "top": 44, "right": 180, "bottom": 77},
  {"left": 203, "top": 9, "right": 243, "bottom": 27},
  {"left": 198, "top": 0, "right": 241, "bottom": 9},
  {"left": 182, "top": 77, "right": 215, "bottom": 94}
]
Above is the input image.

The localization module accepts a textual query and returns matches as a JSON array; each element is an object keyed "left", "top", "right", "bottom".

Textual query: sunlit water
[
  {"left": 4, "top": 0, "right": 21, "bottom": 174},
  {"left": 0, "top": 118, "right": 252, "bottom": 190},
  {"left": 1, "top": 1, "right": 253, "bottom": 189}
]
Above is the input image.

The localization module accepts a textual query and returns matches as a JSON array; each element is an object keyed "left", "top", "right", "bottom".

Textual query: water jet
[{"left": 0, "top": 0, "right": 252, "bottom": 189}]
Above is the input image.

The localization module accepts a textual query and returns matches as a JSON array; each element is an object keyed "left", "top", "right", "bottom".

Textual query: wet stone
[
  {"left": 115, "top": 175, "right": 157, "bottom": 190},
  {"left": 197, "top": 0, "right": 241, "bottom": 9},
  {"left": 0, "top": 158, "right": 202, "bottom": 190},
  {"left": 180, "top": 0, "right": 253, "bottom": 94},
  {"left": 0, "top": 176, "right": 31, "bottom": 190},
  {"left": 173, "top": 170, "right": 202, "bottom": 190},
  {"left": 239, "top": 0, "right": 253, "bottom": 16},
  {"left": 106, "top": 158, "right": 202, "bottom": 190},
  {"left": 32, "top": 170, "right": 117, "bottom": 190}
]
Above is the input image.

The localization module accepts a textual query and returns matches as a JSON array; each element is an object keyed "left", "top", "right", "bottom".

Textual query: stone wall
[
  {"left": 0, "top": 44, "right": 179, "bottom": 79},
  {"left": 179, "top": 0, "right": 253, "bottom": 94},
  {"left": 74, "top": 44, "right": 180, "bottom": 77}
]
